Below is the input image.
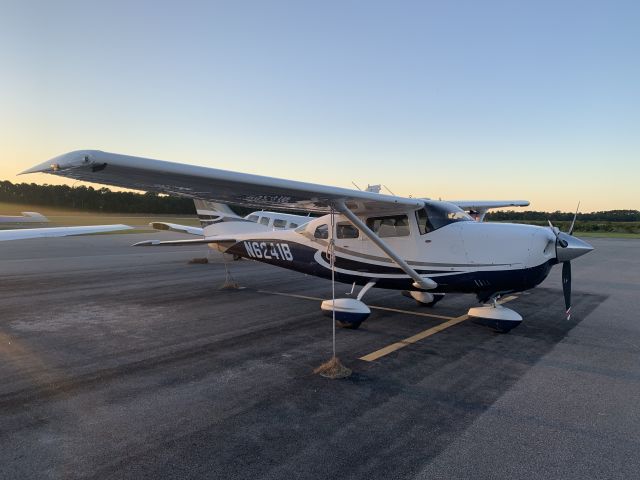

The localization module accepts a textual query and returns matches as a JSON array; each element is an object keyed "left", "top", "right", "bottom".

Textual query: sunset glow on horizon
[{"left": 1, "top": 1, "right": 638, "bottom": 213}]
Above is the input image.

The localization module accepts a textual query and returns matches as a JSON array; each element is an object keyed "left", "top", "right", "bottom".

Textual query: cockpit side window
[
  {"left": 415, "top": 208, "right": 434, "bottom": 234},
  {"left": 336, "top": 222, "right": 359, "bottom": 239},
  {"left": 314, "top": 224, "right": 329, "bottom": 239}
]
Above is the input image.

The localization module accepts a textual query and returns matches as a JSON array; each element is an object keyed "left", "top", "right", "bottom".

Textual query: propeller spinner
[{"left": 548, "top": 204, "right": 593, "bottom": 320}]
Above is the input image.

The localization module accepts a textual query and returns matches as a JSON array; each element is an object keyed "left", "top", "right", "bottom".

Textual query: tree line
[
  {"left": 0, "top": 181, "right": 195, "bottom": 214},
  {"left": 1, "top": 181, "right": 637, "bottom": 221},
  {"left": 486, "top": 209, "right": 640, "bottom": 222}
]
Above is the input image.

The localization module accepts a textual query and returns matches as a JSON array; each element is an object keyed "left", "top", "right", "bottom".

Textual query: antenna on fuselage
[{"left": 382, "top": 184, "right": 396, "bottom": 196}]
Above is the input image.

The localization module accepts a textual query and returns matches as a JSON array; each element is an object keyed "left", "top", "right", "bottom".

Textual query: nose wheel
[{"left": 468, "top": 296, "right": 523, "bottom": 333}]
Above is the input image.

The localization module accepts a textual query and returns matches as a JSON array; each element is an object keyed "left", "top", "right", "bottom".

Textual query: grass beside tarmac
[
  {"left": 2, "top": 202, "right": 639, "bottom": 239},
  {"left": 572, "top": 231, "right": 640, "bottom": 239},
  {"left": 0, "top": 201, "right": 200, "bottom": 229}
]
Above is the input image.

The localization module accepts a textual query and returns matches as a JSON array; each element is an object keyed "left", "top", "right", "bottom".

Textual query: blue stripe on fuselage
[{"left": 225, "top": 240, "right": 553, "bottom": 294}]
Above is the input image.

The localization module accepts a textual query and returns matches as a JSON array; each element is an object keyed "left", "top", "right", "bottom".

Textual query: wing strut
[{"left": 334, "top": 201, "right": 437, "bottom": 291}]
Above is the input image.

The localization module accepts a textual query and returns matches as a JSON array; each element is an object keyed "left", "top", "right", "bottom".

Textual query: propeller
[
  {"left": 549, "top": 202, "right": 580, "bottom": 320},
  {"left": 562, "top": 261, "right": 571, "bottom": 319}
]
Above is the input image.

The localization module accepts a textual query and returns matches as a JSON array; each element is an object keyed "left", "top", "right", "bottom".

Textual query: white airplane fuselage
[
  {"left": 23, "top": 150, "right": 595, "bottom": 330},
  {"left": 212, "top": 203, "right": 592, "bottom": 300}
]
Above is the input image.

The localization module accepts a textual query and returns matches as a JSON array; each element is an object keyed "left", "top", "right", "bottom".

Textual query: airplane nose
[{"left": 556, "top": 232, "right": 594, "bottom": 262}]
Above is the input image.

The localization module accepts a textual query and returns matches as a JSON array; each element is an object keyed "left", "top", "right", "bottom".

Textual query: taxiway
[{"left": 0, "top": 233, "right": 638, "bottom": 479}]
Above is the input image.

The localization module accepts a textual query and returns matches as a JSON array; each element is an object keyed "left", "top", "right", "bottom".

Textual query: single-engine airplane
[{"left": 23, "top": 150, "right": 593, "bottom": 332}]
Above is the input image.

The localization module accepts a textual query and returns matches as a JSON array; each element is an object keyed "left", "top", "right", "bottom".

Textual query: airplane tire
[
  {"left": 337, "top": 320, "right": 362, "bottom": 329},
  {"left": 471, "top": 318, "right": 519, "bottom": 333},
  {"left": 493, "top": 326, "right": 511, "bottom": 334},
  {"left": 418, "top": 295, "right": 445, "bottom": 308}
]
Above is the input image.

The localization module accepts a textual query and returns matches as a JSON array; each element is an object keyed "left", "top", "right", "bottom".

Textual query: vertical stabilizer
[
  {"left": 192, "top": 200, "right": 268, "bottom": 236},
  {"left": 194, "top": 200, "right": 242, "bottom": 227}
]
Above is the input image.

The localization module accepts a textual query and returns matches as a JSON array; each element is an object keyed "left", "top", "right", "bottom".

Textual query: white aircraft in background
[
  {"left": 23, "top": 150, "right": 593, "bottom": 332},
  {"left": 0, "top": 211, "right": 49, "bottom": 224},
  {"left": 0, "top": 224, "right": 132, "bottom": 242},
  {"left": 0, "top": 206, "right": 132, "bottom": 241}
]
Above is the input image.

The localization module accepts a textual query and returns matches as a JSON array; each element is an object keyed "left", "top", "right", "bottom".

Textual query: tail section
[
  {"left": 150, "top": 200, "right": 266, "bottom": 237},
  {"left": 193, "top": 200, "right": 270, "bottom": 237},
  {"left": 194, "top": 200, "right": 243, "bottom": 227}
]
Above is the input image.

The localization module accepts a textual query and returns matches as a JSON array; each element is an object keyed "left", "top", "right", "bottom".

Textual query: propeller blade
[
  {"left": 562, "top": 261, "right": 572, "bottom": 320},
  {"left": 568, "top": 201, "right": 580, "bottom": 236},
  {"left": 549, "top": 219, "right": 568, "bottom": 248}
]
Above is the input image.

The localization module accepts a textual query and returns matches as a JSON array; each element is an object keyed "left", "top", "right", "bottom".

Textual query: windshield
[{"left": 415, "top": 202, "right": 473, "bottom": 234}]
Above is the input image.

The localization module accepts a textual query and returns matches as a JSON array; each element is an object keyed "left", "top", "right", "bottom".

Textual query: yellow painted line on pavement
[
  {"left": 359, "top": 295, "right": 519, "bottom": 362},
  {"left": 258, "top": 290, "right": 324, "bottom": 301},
  {"left": 257, "top": 290, "right": 456, "bottom": 321},
  {"left": 367, "top": 305, "right": 454, "bottom": 321}
]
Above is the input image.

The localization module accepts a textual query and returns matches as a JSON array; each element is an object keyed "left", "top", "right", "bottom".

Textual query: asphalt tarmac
[{"left": 0, "top": 233, "right": 638, "bottom": 479}]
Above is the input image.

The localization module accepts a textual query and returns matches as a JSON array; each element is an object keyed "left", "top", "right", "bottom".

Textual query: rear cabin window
[
  {"left": 366, "top": 215, "right": 410, "bottom": 237},
  {"left": 259, "top": 217, "right": 270, "bottom": 226},
  {"left": 288, "top": 222, "right": 299, "bottom": 229},
  {"left": 337, "top": 223, "right": 359, "bottom": 239},
  {"left": 273, "top": 219, "right": 287, "bottom": 229},
  {"left": 247, "top": 215, "right": 259, "bottom": 222},
  {"left": 314, "top": 224, "right": 329, "bottom": 239}
]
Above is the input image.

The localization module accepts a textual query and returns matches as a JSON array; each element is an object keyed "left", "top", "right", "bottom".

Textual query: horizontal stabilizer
[
  {"left": 132, "top": 237, "right": 235, "bottom": 247},
  {"left": 150, "top": 222, "right": 204, "bottom": 236}
]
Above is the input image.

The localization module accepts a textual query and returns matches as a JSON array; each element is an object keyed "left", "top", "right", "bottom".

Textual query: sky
[{"left": 1, "top": 0, "right": 638, "bottom": 212}]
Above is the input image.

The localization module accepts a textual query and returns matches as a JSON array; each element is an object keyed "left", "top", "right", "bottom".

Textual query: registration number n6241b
[{"left": 243, "top": 241, "right": 293, "bottom": 261}]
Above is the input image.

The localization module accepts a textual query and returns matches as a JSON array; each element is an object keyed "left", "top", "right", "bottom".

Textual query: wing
[
  {"left": 0, "top": 224, "right": 132, "bottom": 241},
  {"left": 449, "top": 200, "right": 529, "bottom": 222},
  {"left": 450, "top": 200, "right": 530, "bottom": 211},
  {"left": 132, "top": 237, "right": 234, "bottom": 247},
  {"left": 22, "top": 150, "right": 423, "bottom": 214}
]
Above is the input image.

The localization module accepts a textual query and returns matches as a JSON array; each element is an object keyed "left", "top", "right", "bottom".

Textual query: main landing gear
[
  {"left": 320, "top": 281, "right": 376, "bottom": 329},
  {"left": 468, "top": 295, "right": 522, "bottom": 333}
]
